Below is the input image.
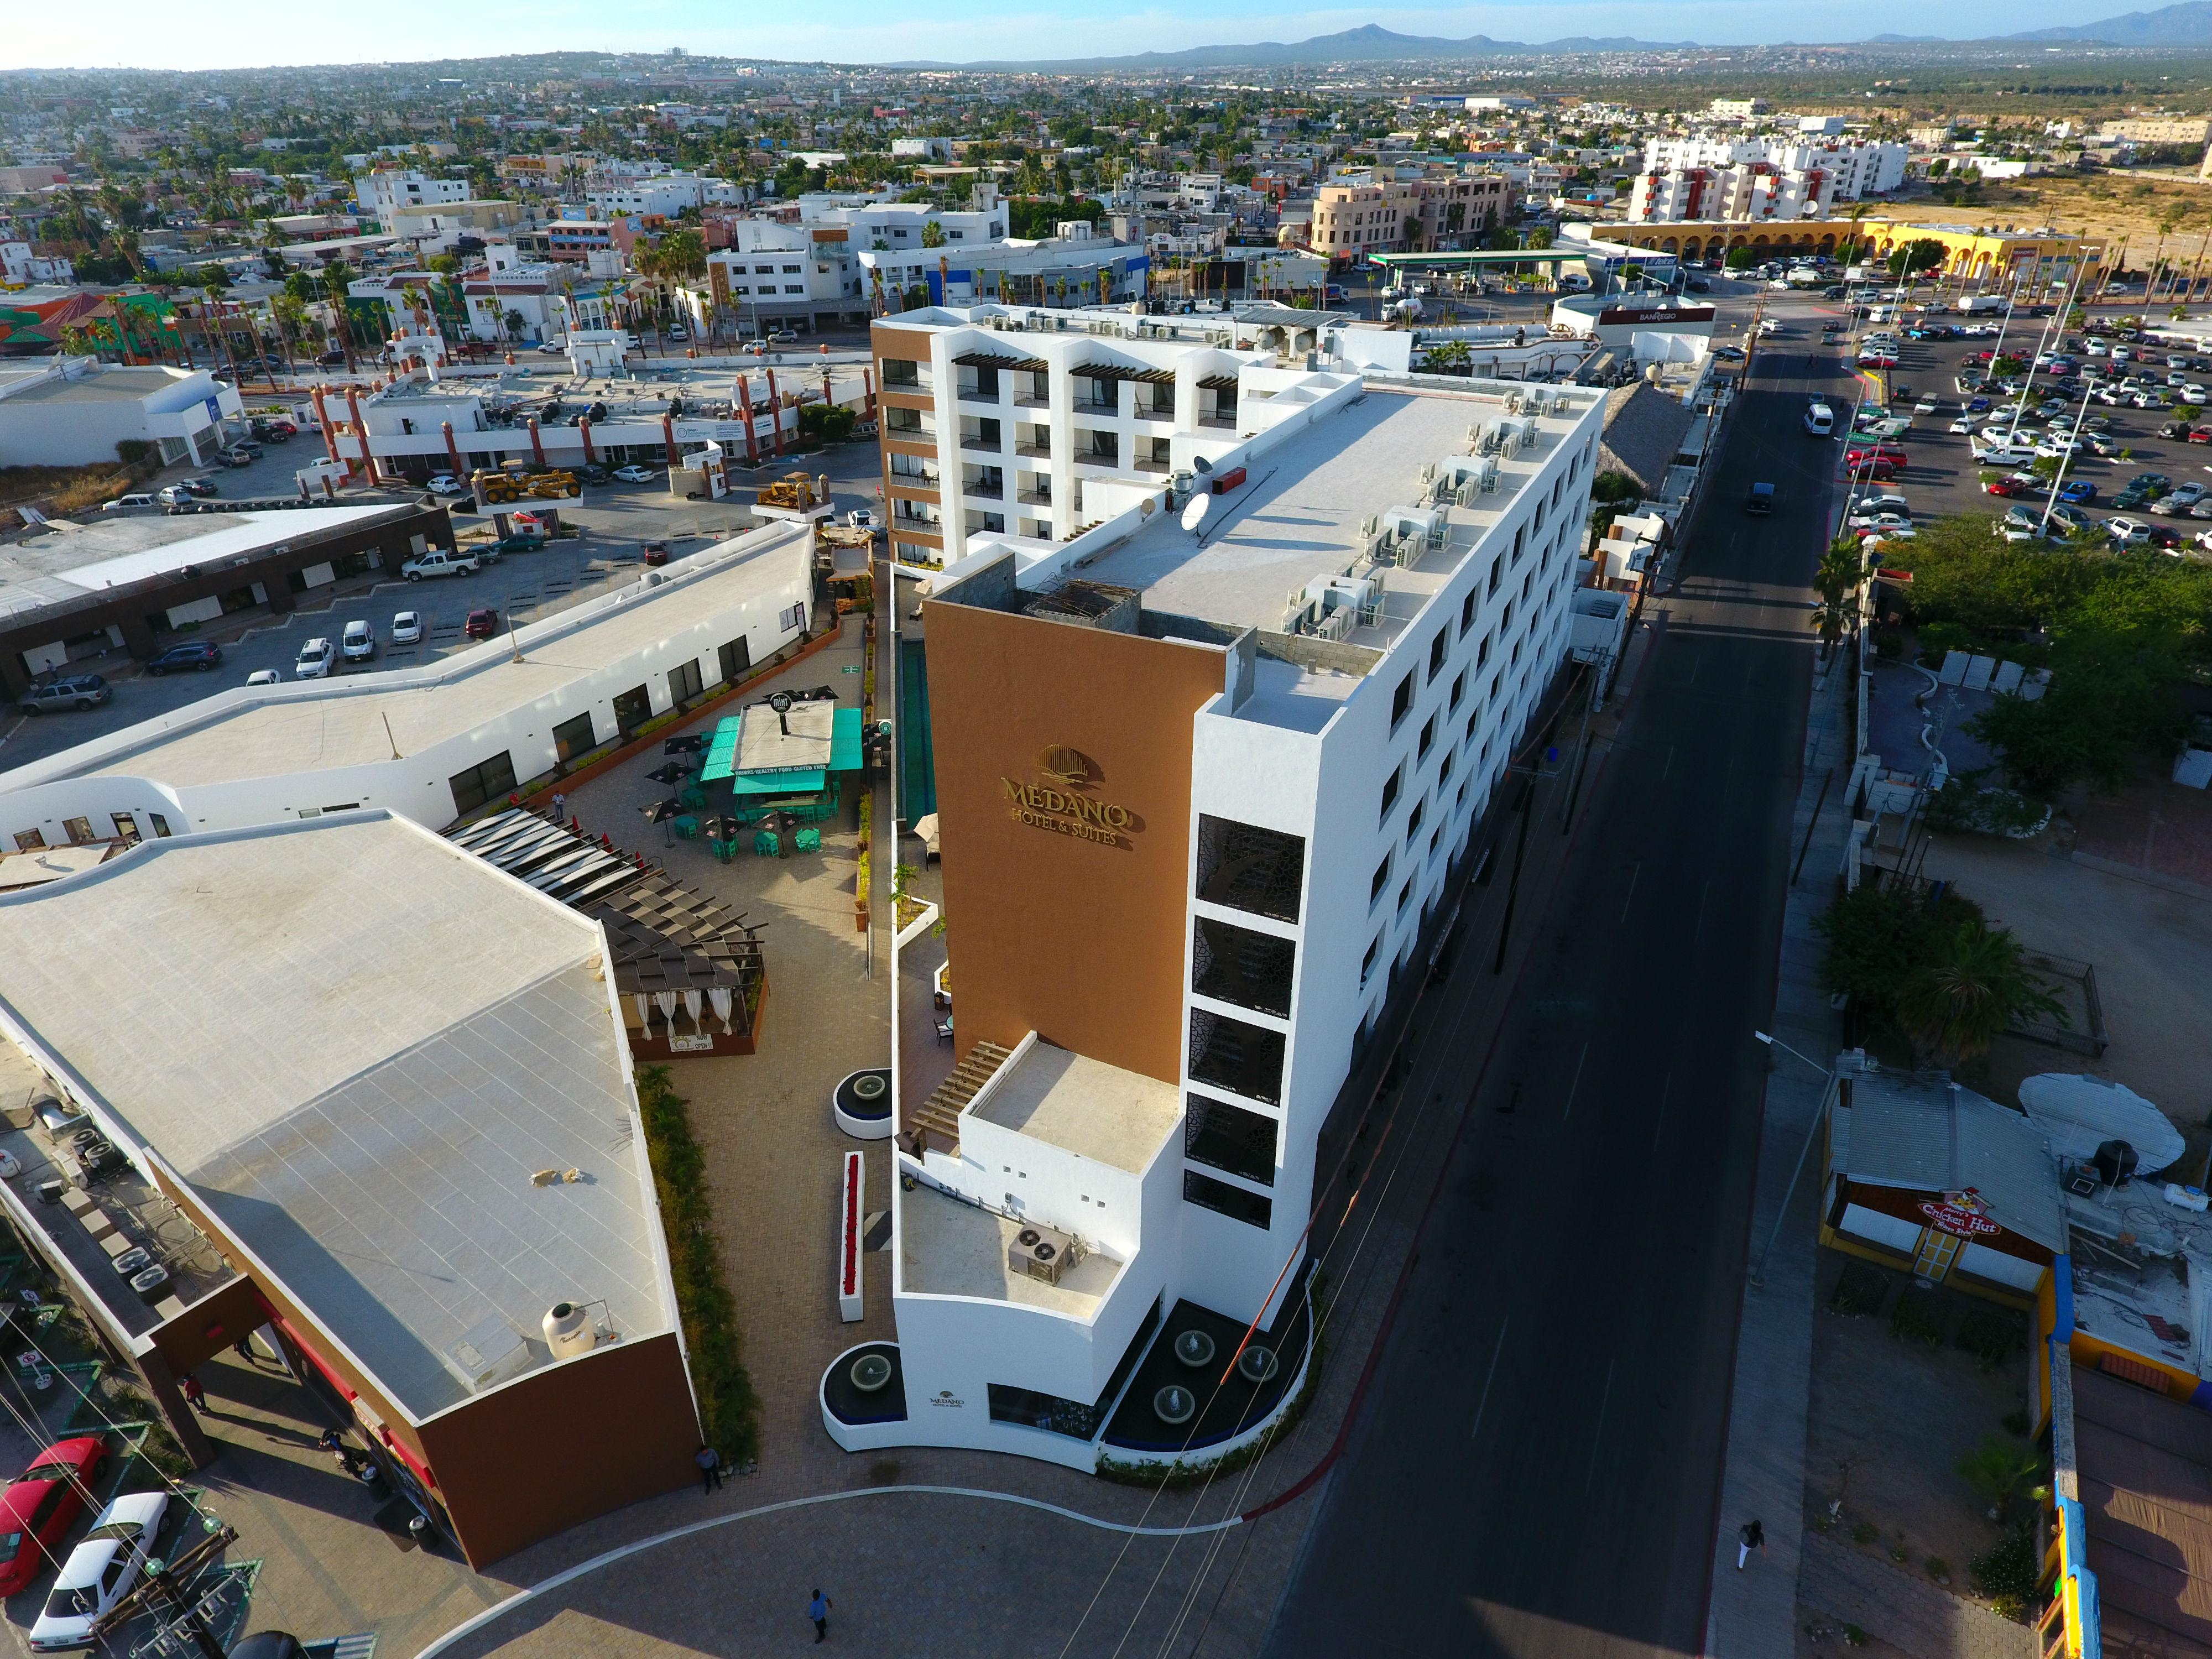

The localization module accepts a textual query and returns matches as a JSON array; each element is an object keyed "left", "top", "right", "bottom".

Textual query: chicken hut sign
[{"left": 1919, "top": 1188, "right": 2003, "bottom": 1239}]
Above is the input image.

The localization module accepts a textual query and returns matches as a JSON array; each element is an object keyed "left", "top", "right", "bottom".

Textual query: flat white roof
[
  {"left": 0, "top": 813, "right": 668, "bottom": 1421},
  {"left": 20, "top": 520, "right": 808, "bottom": 794},
  {"left": 900, "top": 1182, "right": 1126, "bottom": 1313},
  {"left": 971, "top": 1041, "right": 1181, "bottom": 1176}
]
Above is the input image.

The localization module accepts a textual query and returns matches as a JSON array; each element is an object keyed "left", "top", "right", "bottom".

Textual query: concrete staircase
[{"left": 908, "top": 1039, "right": 1012, "bottom": 1154}]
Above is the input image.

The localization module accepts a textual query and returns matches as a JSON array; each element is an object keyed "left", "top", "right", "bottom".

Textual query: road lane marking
[
  {"left": 1584, "top": 1355, "right": 1618, "bottom": 1496},
  {"left": 1560, "top": 1042, "right": 1590, "bottom": 1126},
  {"left": 1620, "top": 862, "right": 1641, "bottom": 922},
  {"left": 1469, "top": 1317, "right": 1511, "bottom": 1444},
  {"left": 1661, "top": 744, "right": 1674, "bottom": 781}
]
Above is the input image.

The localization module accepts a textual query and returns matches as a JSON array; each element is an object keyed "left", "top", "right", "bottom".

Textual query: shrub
[
  {"left": 1921, "top": 773, "right": 2052, "bottom": 840},
  {"left": 1851, "top": 1520, "right": 1881, "bottom": 1545},
  {"left": 636, "top": 1065, "right": 760, "bottom": 1464},
  {"left": 799, "top": 402, "right": 858, "bottom": 443},
  {"left": 1831, "top": 1262, "right": 1891, "bottom": 1317},
  {"left": 1970, "top": 1526, "right": 2042, "bottom": 1620},
  {"left": 1927, "top": 1556, "right": 1952, "bottom": 1582},
  {"left": 1957, "top": 1306, "right": 2027, "bottom": 1370},
  {"left": 114, "top": 439, "right": 156, "bottom": 467}
]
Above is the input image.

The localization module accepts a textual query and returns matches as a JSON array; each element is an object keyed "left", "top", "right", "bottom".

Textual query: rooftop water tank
[{"left": 543, "top": 1301, "right": 594, "bottom": 1360}]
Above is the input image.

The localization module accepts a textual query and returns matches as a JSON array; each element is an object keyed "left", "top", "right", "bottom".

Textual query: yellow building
[{"left": 1597, "top": 216, "right": 2103, "bottom": 288}]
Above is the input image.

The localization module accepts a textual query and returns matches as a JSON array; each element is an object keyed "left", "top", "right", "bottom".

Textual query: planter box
[{"left": 838, "top": 1151, "right": 864, "bottom": 1323}]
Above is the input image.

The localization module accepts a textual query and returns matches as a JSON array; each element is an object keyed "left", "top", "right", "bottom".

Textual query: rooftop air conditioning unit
[
  {"left": 1009, "top": 1222, "right": 1076, "bottom": 1285},
  {"left": 1504, "top": 389, "right": 1524, "bottom": 414},
  {"left": 1522, "top": 418, "right": 1541, "bottom": 447},
  {"left": 1314, "top": 607, "right": 1352, "bottom": 641},
  {"left": 1478, "top": 456, "right": 1500, "bottom": 493},
  {"left": 1418, "top": 462, "right": 1438, "bottom": 487},
  {"left": 1455, "top": 482, "right": 1478, "bottom": 507},
  {"left": 1500, "top": 430, "right": 1522, "bottom": 461},
  {"left": 1357, "top": 515, "right": 1380, "bottom": 542}
]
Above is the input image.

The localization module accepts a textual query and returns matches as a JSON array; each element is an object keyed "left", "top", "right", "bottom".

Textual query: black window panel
[
  {"left": 1191, "top": 915, "right": 1295, "bottom": 1019},
  {"left": 1390, "top": 672, "right": 1413, "bottom": 728},
  {"left": 1194, "top": 814, "right": 1304, "bottom": 924},
  {"left": 880, "top": 358, "right": 921, "bottom": 388},
  {"left": 1379, "top": 765, "right": 1400, "bottom": 821},
  {"left": 1186, "top": 1093, "right": 1278, "bottom": 1187},
  {"left": 669, "top": 658, "right": 704, "bottom": 704},
  {"left": 988, "top": 1381, "right": 1101, "bottom": 1440},
  {"left": 1460, "top": 589, "right": 1477, "bottom": 635},
  {"left": 611, "top": 684, "right": 653, "bottom": 737},
  {"left": 1417, "top": 716, "right": 1434, "bottom": 760},
  {"left": 1427, "top": 630, "right": 1447, "bottom": 680},
  {"left": 448, "top": 750, "right": 517, "bottom": 817},
  {"left": 1370, "top": 854, "right": 1391, "bottom": 902},
  {"left": 553, "top": 711, "right": 598, "bottom": 765},
  {"left": 1184, "top": 1170, "right": 1273, "bottom": 1229},
  {"left": 1450, "top": 671, "right": 1465, "bottom": 712},
  {"left": 1188, "top": 1009, "right": 1285, "bottom": 1105},
  {"left": 718, "top": 636, "right": 752, "bottom": 686}
]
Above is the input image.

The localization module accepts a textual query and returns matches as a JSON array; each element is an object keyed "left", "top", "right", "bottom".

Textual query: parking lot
[{"left": 1, "top": 440, "right": 889, "bottom": 773}]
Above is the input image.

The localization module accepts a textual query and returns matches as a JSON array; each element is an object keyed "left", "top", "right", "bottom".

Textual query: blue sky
[{"left": 4, "top": 0, "right": 2113, "bottom": 72}]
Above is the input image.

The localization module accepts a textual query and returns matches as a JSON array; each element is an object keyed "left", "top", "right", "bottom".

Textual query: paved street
[{"left": 1264, "top": 319, "right": 1843, "bottom": 1655}]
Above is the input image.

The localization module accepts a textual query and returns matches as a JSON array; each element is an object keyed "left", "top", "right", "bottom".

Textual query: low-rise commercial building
[
  {"left": 0, "top": 503, "right": 450, "bottom": 695},
  {"left": 860, "top": 227, "right": 1149, "bottom": 316},
  {"left": 0, "top": 356, "right": 244, "bottom": 468},
  {"left": 0, "top": 520, "right": 813, "bottom": 844},
  {"left": 1307, "top": 171, "right": 1517, "bottom": 260},
  {"left": 845, "top": 369, "right": 1606, "bottom": 1470},
  {"left": 0, "top": 810, "right": 701, "bottom": 1566}
]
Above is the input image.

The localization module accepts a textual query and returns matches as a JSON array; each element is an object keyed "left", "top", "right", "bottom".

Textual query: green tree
[
  {"left": 1957, "top": 1437, "right": 2050, "bottom": 1522},
  {"left": 1887, "top": 238, "right": 1945, "bottom": 280},
  {"left": 1725, "top": 246, "right": 1754, "bottom": 271},
  {"left": 1813, "top": 540, "right": 1863, "bottom": 664},
  {"left": 1895, "top": 919, "right": 2065, "bottom": 1068}
]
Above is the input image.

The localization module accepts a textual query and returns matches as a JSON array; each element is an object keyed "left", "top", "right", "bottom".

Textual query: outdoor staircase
[{"left": 909, "top": 1039, "right": 1013, "bottom": 1155}]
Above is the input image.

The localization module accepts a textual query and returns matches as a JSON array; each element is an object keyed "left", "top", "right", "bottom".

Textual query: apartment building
[
  {"left": 354, "top": 169, "right": 472, "bottom": 224},
  {"left": 585, "top": 172, "right": 743, "bottom": 220},
  {"left": 838, "top": 365, "right": 1606, "bottom": 1470},
  {"left": 1639, "top": 134, "right": 1907, "bottom": 205},
  {"left": 1630, "top": 163, "right": 1836, "bottom": 224},
  {"left": 868, "top": 302, "right": 1282, "bottom": 570},
  {"left": 860, "top": 227, "right": 1149, "bottom": 322},
  {"left": 385, "top": 197, "right": 529, "bottom": 254},
  {"left": 802, "top": 183, "right": 1013, "bottom": 249},
  {"left": 704, "top": 218, "right": 867, "bottom": 330},
  {"left": 1307, "top": 171, "right": 1516, "bottom": 260}
]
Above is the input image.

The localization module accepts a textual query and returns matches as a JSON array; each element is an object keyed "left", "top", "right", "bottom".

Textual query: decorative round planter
[
  {"left": 1153, "top": 1385, "right": 1197, "bottom": 1426},
  {"left": 833, "top": 1068, "right": 895, "bottom": 1140},
  {"left": 1172, "top": 1330, "right": 1216, "bottom": 1369},
  {"left": 1237, "top": 1347, "right": 1279, "bottom": 1385},
  {"left": 850, "top": 1353, "right": 894, "bottom": 1394}
]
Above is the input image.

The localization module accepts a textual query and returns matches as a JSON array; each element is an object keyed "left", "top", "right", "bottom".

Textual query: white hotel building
[{"left": 831, "top": 309, "right": 1608, "bottom": 1468}]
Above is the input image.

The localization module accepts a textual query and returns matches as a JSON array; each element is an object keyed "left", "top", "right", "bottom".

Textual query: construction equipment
[
  {"left": 502, "top": 458, "right": 582, "bottom": 499},
  {"left": 469, "top": 467, "right": 521, "bottom": 504},
  {"left": 757, "top": 471, "right": 828, "bottom": 512}
]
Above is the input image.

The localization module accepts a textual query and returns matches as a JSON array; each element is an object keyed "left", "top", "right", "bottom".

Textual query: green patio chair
[
  {"left": 672, "top": 815, "right": 700, "bottom": 839},
  {"left": 754, "top": 830, "right": 780, "bottom": 856},
  {"left": 794, "top": 827, "right": 822, "bottom": 853},
  {"left": 679, "top": 784, "right": 708, "bottom": 808},
  {"left": 711, "top": 837, "right": 740, "bottom": 863}
]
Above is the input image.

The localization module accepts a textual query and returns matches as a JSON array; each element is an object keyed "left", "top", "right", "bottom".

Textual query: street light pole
[{"left": 1747, "top": 1029, "right": 1840, "bottom": 1287}]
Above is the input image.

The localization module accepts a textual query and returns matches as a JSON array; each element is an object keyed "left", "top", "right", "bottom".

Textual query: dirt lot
[{"left": 1974, "top": 171, "right": 2212, "bottom": 264}]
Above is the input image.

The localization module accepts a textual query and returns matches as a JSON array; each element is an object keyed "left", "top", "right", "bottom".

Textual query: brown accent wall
[
  {"left": 924, "top": 593, "right": 1227, "bottom": 1083},
  {"left": 147, "top": 1161, "right": 698, "bottom": 1568},
  {"left": 1833, "top": 1177, "right": 2054, "bottom": 1267}
]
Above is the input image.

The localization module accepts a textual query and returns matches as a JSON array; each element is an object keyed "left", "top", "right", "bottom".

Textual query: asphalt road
[{"left": 1265, "top": 317, "right": 1843, "bottom": 1657}]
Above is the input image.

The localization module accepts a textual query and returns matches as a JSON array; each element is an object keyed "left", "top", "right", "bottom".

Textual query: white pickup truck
[{"left": 399, "top": 548, "right": 481, "bottom": 581}]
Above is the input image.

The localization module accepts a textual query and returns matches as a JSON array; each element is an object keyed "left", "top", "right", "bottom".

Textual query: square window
[
  {"left": 1390, "top": 672, "right": 1413, "bottom": 729},
  {"left": 1192, "top": 916, "right": 1295, "bottom": 1019},
  {"left": 1417, "top": 716, "right": 1434, "bottom": 760},
  {"left": 1188, "top": 1010, "right": 1285, "bottom": 1105},
  {"left": 1427, "top": 630, "right": 1447, "bottom": 681},
  {"left": 1185, "top": 1094, "right": 1278, "bottom": 1187},
  {"left": 1380, "top": 764, "right": 1401, "bottom": 821}
]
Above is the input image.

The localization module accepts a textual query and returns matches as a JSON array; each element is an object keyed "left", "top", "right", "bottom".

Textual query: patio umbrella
[
  {"left": 700, "top": 816, "right": 742, "bottom": 842},
  {"left": 639, "top": 798, "right": 683, "bottom": 823},
  {"left": 645, "top": 763, "right": 689, "bottom": 786},
  {"left": 663, "top": 734, "right": 707, "bottom": 755},
  {"left": 759, "top": 809, "right": 797, "bottom": 855}
]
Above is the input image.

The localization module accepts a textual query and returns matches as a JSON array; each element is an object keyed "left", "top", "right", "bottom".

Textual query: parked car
[
  {"left": 2057, "top": 479, "right": 2098, "bottom": 504},
  {"left": 611, "top": 465, "right": 658, "bottom": 484},
  {"left": 425, "top": 474, "right": 466, "bottom": 496},
  {"left": 665, "top": 325, "right": 690, "bottom": 342},
  {"left": 101, "top": 493, "right": 157, "bottom": 512},
  {"left": 390, "top": 610, "right": 423, "bottom": 645},
  {"left": 18, "top": 675, "right": 109, "bottom": 714},
  {"left": 463, "top": 608, "right": 499, "bottom": 640},
  {"left": 1948, "top": 416, "right": 1981, "bottom": 435},
  {"left": 316, "top": 349, "right": 346, "bottom": 367},
  {"left": 1983, "top": 474, "right": 2032, "bottom": 498},
  {"left": 0, "top": 1437, "right": 110, "bottom": 1597},
  {"left": 147, "top": 642, "right": 222, "bottom": 675},
  {"left": 246, "top": 669, "right": 281, "bottom": 686},
  {"left": 641, "top": 541, "right": 671, "bottom": 566},
  {"left": 488, "top": 534, "right": 543, "bottom": 557},
  {"left": 294, "top": 638, "right": 336, "bottom": 679},
  {"left": 27, "top": 1491, "right": 168, "bottom": 1652},
  {"left": 399, "top": 549, "right": 479, "bottom": 581},
  {"left": 2106, "top": 517, "right": 2153, "bottom": 545},
  {"left": 179, "top": 477, "right": 218, "bottom": 497},
  {"left": 217, "top": 446, "right": 252, "bottom": 468},
  {"left": 155, "top": 484, "right": 196, "bottom": 508},
  {"left": 575, "top": 464, "right": 610, "bottom": 486},
  {"left": 340, "top": 620, "right": 376, "bottom": 662}
]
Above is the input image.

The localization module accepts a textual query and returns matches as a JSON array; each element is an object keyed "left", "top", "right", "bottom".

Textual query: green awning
[
  {"left": 829, "top": 707, "right": 864, "bottom": 773},
  {"left": 700, "top": 706, "right": 863, "bottom": 784},
  {"left": 700, "top": 715, "right": 743, "bottom": 783},
  {"left": 727, "top": 768, "right": 826, "bottom": 796}
]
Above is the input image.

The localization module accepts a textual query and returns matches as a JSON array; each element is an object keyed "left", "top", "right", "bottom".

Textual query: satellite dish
[
  {"left": 1192, "top": 455, "right": 1213, "bottom": 474},
  {"left": 1181, "top": 494, "right": 1211, "bottom": 534}
]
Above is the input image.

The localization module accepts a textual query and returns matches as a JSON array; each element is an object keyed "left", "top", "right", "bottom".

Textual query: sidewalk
[{"left": 1704, "top": 645, "right": 1853, "bottom": 1655}]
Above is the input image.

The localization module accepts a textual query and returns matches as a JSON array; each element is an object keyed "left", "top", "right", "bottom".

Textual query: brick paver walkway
[{"left": 1799, "top": 1533, "right": 2034, "bottom": 1659}]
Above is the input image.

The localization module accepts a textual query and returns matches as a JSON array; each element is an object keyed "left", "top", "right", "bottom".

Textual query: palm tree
[
  {"left": 1895, "top": 920, "right": 2064, "bottom": 1069},
  {"left": 322, "top": 260, "right": 358, "bottom": 374},
  {"left": 270, "top": 293, "right": 309, "bottom": 380}
]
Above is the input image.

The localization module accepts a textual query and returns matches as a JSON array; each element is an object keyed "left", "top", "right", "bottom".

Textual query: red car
[
  {"left": 2189, "top": 428, "right": 2212, "bottom": 444},
  {"left": 640, "top": 541, "right": 670, "bottom": 567},
  {"left": 1984, "top": 476, "right": 2025, "bottom": 497},
  {"left": 1846, "top": 445, "right": 1908, "bottom": 468},
  {"left": 0, "top": 1437, "right": 107, "bottom": 1595},
  {"left": 463, "top": 608, "right": 499, "bottom": 640}
]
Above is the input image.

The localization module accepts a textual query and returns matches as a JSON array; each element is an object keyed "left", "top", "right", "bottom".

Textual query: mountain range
[{"left": 889, "top": 5, "right": 2212, "bottom": 67}]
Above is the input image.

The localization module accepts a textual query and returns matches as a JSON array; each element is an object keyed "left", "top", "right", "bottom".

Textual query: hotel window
[
  {"left": 1460, "top": 589, "right": 1478, "bottom": 636},
  {"left": 1488, "top": 557, "right": 1504, "bottom": 597},
  {"left": 148, "top": 814, "right": 171, "bottom": 838},
  {"left": 1478, "top": 634, "right": 1491, "bottom": 670},
  {"left": 1192, "top": 916, "right": 1295, "bottom": 1020},
  {"left": 1512, "top": 525, "right": 1525, "bottom": 566},
  {"left": 13, "top": 831, "right": 44, "bottom": 852},
  {"left": 987, "top": 1381, "right": 1104, "bottom": 1441},
  {"left": 1370, "top": 853, "right": 1391, "bottom": 907},
  {"left": 880, "top": 357, "right": 921, "bottom": 389},
  {"left": 1188, "top": 1009, "right": 1284, "bottom": 1106},
  {"left": 1184, "top": 1170, "right": 1272, "bottom": 1230},
  {"left": 1397, "top": 877, "right": 1413, "bottom": 913},
  {"left": 1438, "top": 749, "right": 1453, "bottom": 789},
  {"left": 1405, "top": 799, "right": 1424, "bottom": 843},
  {"left": 1186, "top": 1094, "right": 1278, "bottom": 1187},
  {"left": 668, "top": 659, "right": 705, "bottom": 705},
  {"left": 1195, "top": 815, "right": 1305, "bottom": 924},
  {"left": 886, "top": 406, "right": 924, "bottom": 434},
  {"left": 1449, "top": 671, "right": 1465, "bottom": 714},
  {"left": 1390, "top": 672, "right": 1413, "bottom": 729},
  {"left": 718, "top": 637, "right": 752, "bottom": 685},
  {"left": 1417, "top": 716, "right": 1434, "bottom": 761},
  {"left": 1361, "top": 932, "right": 1383, "bottom": 988},
  {"left": 62, "top": 817, "right": 94, "bottom": 846},
  {"left": 1427, "top": 629, "right": 1447, "bottom": 682},
  {"left": 1379, "top": 765, "right": 1402, "bottom": 822},
  {"left": 448, "top": 751, "right": 518, "bottom": 817}
]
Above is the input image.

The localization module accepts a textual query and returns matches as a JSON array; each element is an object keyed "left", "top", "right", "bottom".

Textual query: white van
[
  {"left": 1804, "top": 401, "right": 1835, "bottom": 437},
  {"left": 1973, "top": 442, "right": 2038, "bottom": 468}
]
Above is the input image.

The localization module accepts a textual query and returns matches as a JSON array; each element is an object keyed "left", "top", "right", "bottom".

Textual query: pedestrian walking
[
  {"left": 551, "top": 791, "right": 566, "bottom": 822},
  {"left": 1737, "top": 1519, "right": 1766, "bottom": 1568},
  {"left": 180, "top": 1374, "right": 207, "bottom": 1413},
  {"left": 232, "top": 1337, "right": 257, "bottom": 1365},
  {"left": 695, "top": 1444, "right": 723, "bottom": 1494},
  {"left": 808, "top": 1589, "right": 831, "bottom": 1644}
]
